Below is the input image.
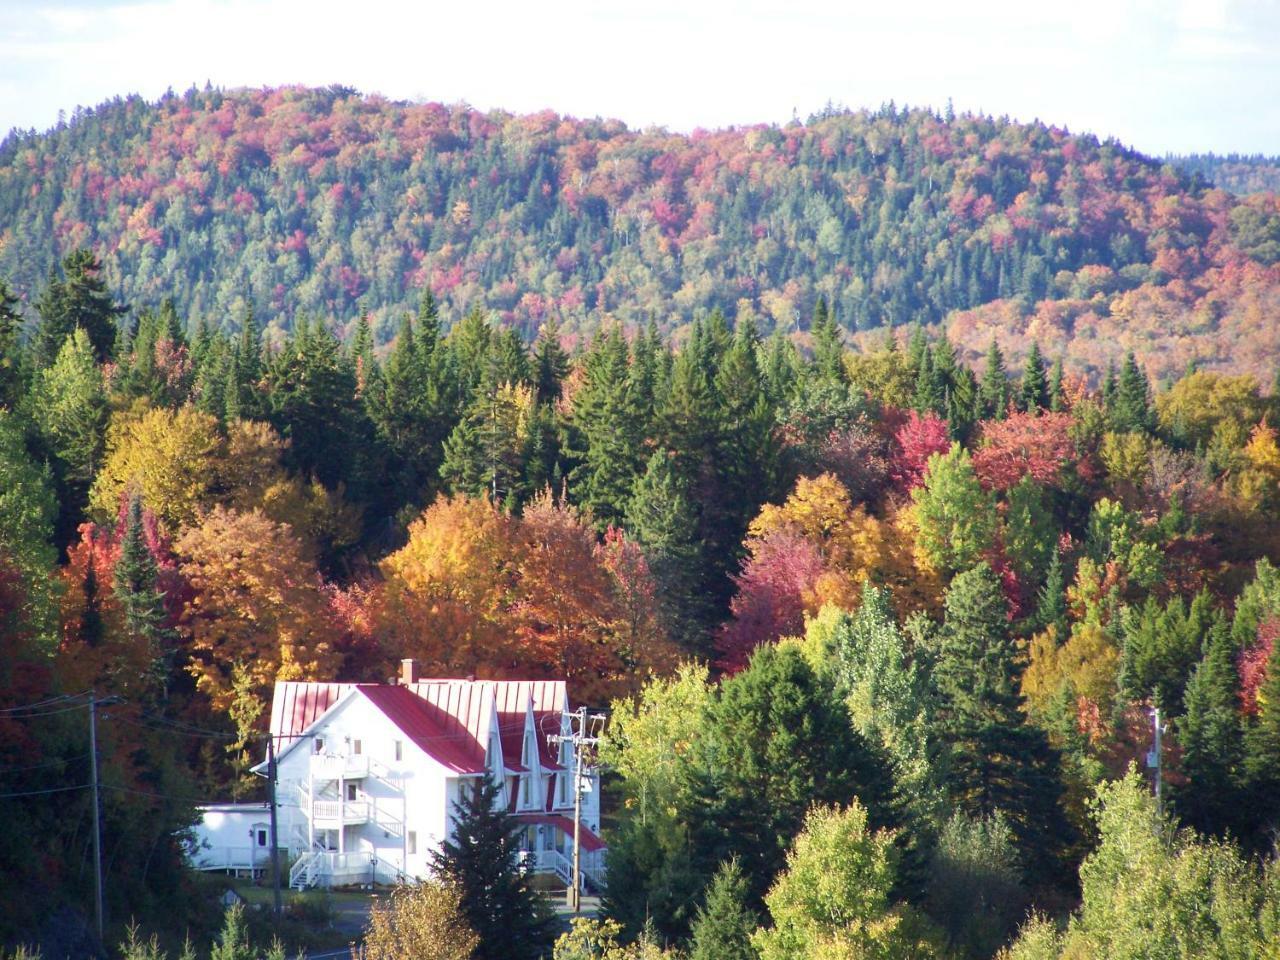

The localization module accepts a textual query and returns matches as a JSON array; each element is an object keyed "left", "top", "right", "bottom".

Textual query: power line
[
  {"left": 0, "top": 692, "right": 91, "bottom": 714},
  {"left": 0, "top": 753, "right": 90, "bottom": 775},
  {"left": 0, "top": 783, "right": 90, "bottom": 800}
]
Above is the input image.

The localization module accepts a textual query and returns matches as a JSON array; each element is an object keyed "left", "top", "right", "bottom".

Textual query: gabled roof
[
  {"left": 359, "top": 685, "right": 488, "bottom": 774},
  {"left": 267, "top": 677, "right": 571, "bottom": 782}
]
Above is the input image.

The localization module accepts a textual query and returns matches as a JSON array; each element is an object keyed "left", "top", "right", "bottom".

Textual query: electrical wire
[
  {"left": 0, "top": 753, "right": 90, "bottom": 775},
  {"left": 0, "top": 783, "right": 90, "bottom": 800},
  {"left": 0, "top": 692, "right": 91, "bottom": 714}
]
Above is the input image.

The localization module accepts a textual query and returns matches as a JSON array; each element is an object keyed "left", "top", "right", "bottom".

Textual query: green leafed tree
[{"left": 911, "top": 442, "right": 996, "bottom": 577}]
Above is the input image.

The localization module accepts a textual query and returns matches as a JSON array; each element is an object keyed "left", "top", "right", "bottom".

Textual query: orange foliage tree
[{"left": 177, "top": 506, "right": 339, "bottom": 714}]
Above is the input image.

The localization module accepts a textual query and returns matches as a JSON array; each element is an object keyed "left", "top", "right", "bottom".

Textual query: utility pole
[
  {"left": 1147, "top": 704, "right": 1164, "bottom": 814},
  {"left": 548, "top": 706, "right": 605, "bottom": 913},
  {"left": 89, "top": 693, "right": 104, "bottom": 944},
  {"left": 87, "top": 693, "right": 120, "bottom": 944},
  {"left": 267, "top": 733, "right": 282, "bottom": 919}
]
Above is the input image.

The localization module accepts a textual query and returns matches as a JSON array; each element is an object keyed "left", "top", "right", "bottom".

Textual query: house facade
[{"left": 190, "top": 661, "right": 604, "bottom": 891}]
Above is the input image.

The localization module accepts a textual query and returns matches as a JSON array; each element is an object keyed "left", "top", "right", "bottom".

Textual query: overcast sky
[{"left": 1, "top": 0, "right": 1277, "bottom": 156}]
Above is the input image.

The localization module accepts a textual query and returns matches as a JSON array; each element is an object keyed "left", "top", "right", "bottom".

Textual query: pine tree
[
  {"left": 1019, "top": 341, "right": 1049, "bottom": 413},
  {"left": 932, "top": 562, "right": 1069, "bottom": 880},
  {"left": 913, "top": 345, "right": 945, "bottom": 416},
  {"left": 980, "top": 337, "right": 1008, "bottom": 419},
  {"left": 688, "top": 858, "right": 759, "bottom": 960},
  {"left": 430, "top": 776, "right": 553, "bottom": 960},
  {"left": 568, "top": 327, "right": 642, "bottom": 526},
  {"left": 114, "top": 493, "right": 174, "bottom": 696},
  {"left": 1035, "top": 549, "right": 1067, "bottom": 635}
]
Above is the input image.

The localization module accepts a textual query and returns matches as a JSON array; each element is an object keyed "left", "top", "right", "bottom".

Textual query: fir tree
[
  {"left": 1019, "top": 341, "right": 1049, "bottom": 412},
  {"left": 932, "top": 562, "right": 1069, "bottom": 880},
  {"left": 1035, "top": 549, "right": 1068, "bottom": 635},
  {"left": 688, "top": 858, "right": 759, "bottom": 960},
  {"left": 979, "top": 337, "right": 1008, "bottom": 419},
  {"left": 913, "top": 345, "right": 945, "bottom": 416},
  {"left": 430, "top": 776, "right": 553, "bottom": 960},
  {"left": 568, "top": 327, "right": 642, "bottom": 526}
]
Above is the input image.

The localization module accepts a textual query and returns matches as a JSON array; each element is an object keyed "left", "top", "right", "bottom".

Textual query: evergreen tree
[
  {"left": 932, "top": 562, "right": 1069, "bottom": 880},
  {"left": 568, "top": 327, "right": 642, "bottom": 526},
  {"left": 809, "top": 297, "right": 846, "bottom": 385},
  {"left": 0, "top": 279, "right": 22, "bottom": 409},
  {"left": 1110, "top": 352, "right": 1153, "bottom": 433},
  {"left": 1175, "top": 623, "right": 1247, "bottom": 839},
  {"left": 979, "top": 337, "right": 1008, "bottom": 419},
  {"left": 1034, "top": 549, "right": 1068, "bottom": 635},
  {"left": 1019, "top": 341, "right": 1049, "bottom": 412},
  {"left": 32, "top": 249, "right": 125, "bottom": 367},
  {"left": 532, "top": 317, "right": 570, "bottom": 404},
  {"left": 627, "top": 450, "right": 709, "bottom": 654},
  {"left": 688, "top": 858, "right": 759, "bottom": 960},
  {"left": 430, "top": 776, "right": 553, "bottom": 960},
  {"left": 1048, "top": 357, "right": 1066, "bottom": 412},
  {"left": 689, "top": 644, "right": 895, "bottom": 906},
  {"left": 761, "top": 329, "right": 800, "bottom": 406},
  {"left": 913, "top": 345, "right": 945, "bottom": 416},
  {"left": 114, "top": 493, "right": 174, "bottom": 696}
]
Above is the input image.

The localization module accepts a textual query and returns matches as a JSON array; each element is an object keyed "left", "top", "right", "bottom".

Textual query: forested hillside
[
  {"left": 6, "top": 247, "right": 1280, "bottom": 954},
  {"left": 2, "top": 86, "right": 1279, "bottom": 382}
]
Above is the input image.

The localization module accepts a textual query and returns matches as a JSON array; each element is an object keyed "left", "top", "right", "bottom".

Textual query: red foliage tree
[
  {"left": 890, "top": 411, "right": 951, "bottom": 492},
  {"left": 1239, "top": 617, "right": 1277, "bottom": 717},
  {"left": 971, "top": 411, "right": 1080, "bottom": 490},
  {"left": 716, "top": 531, "right": 826, "bottom": 674}
]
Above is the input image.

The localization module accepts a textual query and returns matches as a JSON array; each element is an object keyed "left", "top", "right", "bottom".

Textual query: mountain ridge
[{"left": 1, "top": 84, "right": 1277, "bottom": 382}]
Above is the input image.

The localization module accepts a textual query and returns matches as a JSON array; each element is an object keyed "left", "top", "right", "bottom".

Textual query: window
[
  {"left": 407, "top": 832, "right": 417, "bottom": 855},
  {"left": 314, "top": 737, "right": 324, "bottom": 754},
  {"left": 394, "top": 740, "right": 402, "bottom": 762},
  {"left": 256, "top": 829, "right": 268, "bottom": 847},
  {"left": 346, "top": 782, "right": 358, "bottom": 801},
  {"left": 520, "top": 774, "right": 530, "bottom": 806},
  {"left": 352, "top": 739, "right": 362, "bottom": 755}
]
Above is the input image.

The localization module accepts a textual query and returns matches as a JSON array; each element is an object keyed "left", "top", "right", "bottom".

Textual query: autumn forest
[{"left": 3, "top": 85, "right": 1280, "bottom": 959}]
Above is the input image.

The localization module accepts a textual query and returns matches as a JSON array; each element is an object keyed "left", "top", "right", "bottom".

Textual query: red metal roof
[
  {"left": 515, "top": 813, "right": 606, "bottom": 852},
  {"left": 269, "top": 677, "right": 572, "bottom": 790},
  {"left": 358, "top": 685, "right": 489, "bottom": 774}
]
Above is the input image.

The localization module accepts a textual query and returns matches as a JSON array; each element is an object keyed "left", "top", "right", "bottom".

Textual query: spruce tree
[
  {"left": 1034, "top": 549, "right": 1068, "bottom": 635},
  {"left": 913, "top": 345, "right": 945, "bottom": 416},
  {"left": 932, "top": 562, "right": 1069, "bottom": 880},
  {"left": 32, "top": 249, "right": 125, "bottom": 367},
  {"left": 430, "top": 776, "right": 552, "bottom": 960},
  {"left": 1048, "top": 357, "right": 1066, "bottom": 412},
  {"left": 979, "top": 337, "right": 1008, "bottom": 419},
  {"left": 532, "top": 317, "right": 570, "bottom": 404},
  {"left": 627, "top": 450, "right": 709, "bottom": 654},
  {"left": 568, "top": 327, "right": 641, "bottom": 526},
  {"left": 114, "top": 493, "right": 174, "bottom": 695},
  {"left": 809, "top": 296, "right": 846, "bottom": 385},
  {"left": 688, "top": 858, "right": 759, "bottom": 960},
  {"left": 1019, "top": 341, "right": 1049, "bottom": 412},
  {"left": 1110, "top": 352, "right": 1153, "bottom": 433}
]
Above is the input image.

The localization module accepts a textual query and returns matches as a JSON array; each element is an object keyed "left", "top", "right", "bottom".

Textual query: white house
[{"left": 190, "top": 660, "right": 604, "bottom": 892}]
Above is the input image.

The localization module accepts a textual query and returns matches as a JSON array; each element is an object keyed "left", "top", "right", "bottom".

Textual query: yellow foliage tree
[
  {"left": 378, "top": 493, "right": 517, "bottom": 675},
  {"left": 177, "top": 505, "right": 339, "bottom": 714},
  {"left": 91, "top": 405, "right": 222, "bottom": 531},
  {"left": 363, "top": 881, "right": 479, "bottom": 960}
]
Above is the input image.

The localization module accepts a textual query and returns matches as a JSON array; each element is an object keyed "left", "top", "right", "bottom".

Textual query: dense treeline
[
  {"left": 5, "top": 254, "right": 1280, "bottom": 956},
  {"left": 1171, "top": 152, "right": 1280, "bottom": 196},
  {"left": 2, "top": 86, "right": 1280, "bottom": 384}
]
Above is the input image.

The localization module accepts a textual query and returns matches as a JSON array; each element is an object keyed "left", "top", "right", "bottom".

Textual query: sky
[{"left": 0, "top": 0, "right": 1277, "bottom": 156}]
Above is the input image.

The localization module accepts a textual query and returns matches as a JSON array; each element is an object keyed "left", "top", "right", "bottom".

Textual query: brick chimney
[{"left": 399, "top": 658, "right": 419, "bottom": 685}]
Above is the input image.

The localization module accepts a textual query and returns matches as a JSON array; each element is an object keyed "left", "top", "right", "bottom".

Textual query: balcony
[
  {"left": 311, "top": 799, "right": 370, "bottom": 826},
  {"left": 310, "top": 753, "right": 369, "bottom": 781}
]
